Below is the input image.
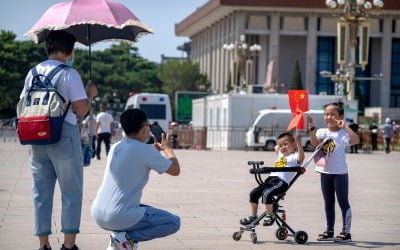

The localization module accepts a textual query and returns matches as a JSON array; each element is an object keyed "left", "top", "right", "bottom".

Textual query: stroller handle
[
  {"left": 248, "top": 160, "right": 264, "bottom": 166},
  {"left": 250, "top": 166, "right": 305, "bottom": 174}
]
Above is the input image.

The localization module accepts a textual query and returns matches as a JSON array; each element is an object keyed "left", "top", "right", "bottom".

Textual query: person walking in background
[
  {"left": 383, "top": 117, "right": 394, "bottom": 153},
  {"left": 19, "top": 30, "right": 98, "bottom": 250},
  {"left": 307, "top": 102, "right": 360, "bottom": 243},
  {"left": 349, "top": 119, "right": 359, "bottom": 153},
  {"left": 91, "top": 108, "right": 181, "bottom": 250},
  {"left": 392, "top": 121, "right": 399, "bottom": 151},
  {"left": 369, "top": 122, "right": 378, "bottom": 151},
  {"left": 96, "top": 104, "right": 113, "bottom": 160},
  {"left": 84, "top": 106, "right": 97, "bottom": 158}
]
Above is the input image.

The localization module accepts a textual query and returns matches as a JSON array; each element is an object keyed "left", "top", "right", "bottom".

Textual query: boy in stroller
[{"left": 240, "top": 132, "right": 304, "bottom": 226}]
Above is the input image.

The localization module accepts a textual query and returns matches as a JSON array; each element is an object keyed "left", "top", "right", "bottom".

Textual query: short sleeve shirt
[
  {"left": 20, "top": 60, "right": 86, "bottom": 125},
  {"left": 96, "top": 112, "right": 113, "bottom": 134},
  {"left": 91, "top": 138, "right": 172, "bottom": 230},
  {"left": 269, "top": 152, "right": 299, "bottom": 184},
  {"left": 315, "top": 128, "right": 350, "bottom": 174}
]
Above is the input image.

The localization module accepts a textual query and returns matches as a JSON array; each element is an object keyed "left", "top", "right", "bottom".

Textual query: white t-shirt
[
  {"left": 96, "top": 111, "right": 113, "bottom": 134},
  {"left": 270, "top": 152, "right": 299, "bottom": 184},
  {"left": 91, "top": 138, "right": 172, "bottom": 230},
  {"left": 20, "top": 60, "right": 87, "bottom": 125},
  {"left": 315, "top": 128, "right": 350, "bottom": 174}
]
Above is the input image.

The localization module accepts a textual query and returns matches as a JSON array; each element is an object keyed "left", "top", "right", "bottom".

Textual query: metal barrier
[{"left": 0, "top": 126, "right": 18, "bottom": 143}]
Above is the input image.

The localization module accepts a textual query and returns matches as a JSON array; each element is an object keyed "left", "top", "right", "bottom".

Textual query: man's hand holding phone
[{"left": 150, "top": 122, "right": 172, "bottom": 151}]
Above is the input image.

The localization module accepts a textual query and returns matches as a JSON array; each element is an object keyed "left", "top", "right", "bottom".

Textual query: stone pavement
[{"left": 0, "top": 141, "right": 399, "bottom": 250}]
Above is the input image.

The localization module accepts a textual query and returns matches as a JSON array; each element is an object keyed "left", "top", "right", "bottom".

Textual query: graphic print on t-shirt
[
  {"left": 274, "top": 157, "right": 288, "bottom": 168},
  {"left": 314, "top": 138, "right": 335, "bottom": 166}
]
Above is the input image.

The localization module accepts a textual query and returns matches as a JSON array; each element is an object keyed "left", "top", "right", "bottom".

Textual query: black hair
[
  {"left": 120, "top": 109, "right": 148, "bottom": 135},
  {"left": 323, "top": 101, "right": 344, "bottom": 116},
  {"left": 44, "top": 30, "right": 76, "bottom": 56},
  {"left": 277, "top": 132, "right": 295, "bottom": 142}
]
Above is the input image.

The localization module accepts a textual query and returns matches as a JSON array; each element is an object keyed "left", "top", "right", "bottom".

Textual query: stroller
[{"left": 232, "top": 138, "right": 332, "bottom": 244}]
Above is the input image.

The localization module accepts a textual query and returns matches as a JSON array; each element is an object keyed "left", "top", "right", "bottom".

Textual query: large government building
[{"left": 175, "top": 0, "right": 400, "bottom": 108}]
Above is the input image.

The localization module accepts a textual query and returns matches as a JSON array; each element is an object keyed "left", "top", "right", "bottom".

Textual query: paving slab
[{"left": 0, "top": 141, "right": 399, "bottom": 249}]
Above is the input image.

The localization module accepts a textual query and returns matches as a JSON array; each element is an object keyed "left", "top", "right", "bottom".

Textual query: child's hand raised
[{"left": 335, "top": 119, "right": 345, "bottom": 128}]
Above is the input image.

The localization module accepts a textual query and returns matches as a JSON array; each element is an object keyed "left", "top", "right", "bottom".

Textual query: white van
[
  {"left": 125, "top": 93, "right": 172, "bottom": 132},
  {"left": 245, "top": 109, "right": 325, "bottom": 151}
]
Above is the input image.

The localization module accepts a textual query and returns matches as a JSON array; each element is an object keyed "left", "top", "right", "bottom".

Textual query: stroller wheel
[
  {"left": 275, "top": 227, "right": 288, "bottom": 240},
  {"left": 294, "top": 230, "right": 308, "bottom": 244},
  {"left": 232, "top": 231, "right": 242, "bottom": 241},
  {"left": 250, "top": 232, "right": 257, "bottom": 244}
]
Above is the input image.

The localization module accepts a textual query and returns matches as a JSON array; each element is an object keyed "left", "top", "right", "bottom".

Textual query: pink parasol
[{"left": 25, "top": 0, "right": 153, "bottom": 78}]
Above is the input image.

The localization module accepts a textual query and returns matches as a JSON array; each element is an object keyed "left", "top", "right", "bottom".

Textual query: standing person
[
  {"left": 91, "top": 108, "right": 181, "bottom": 250},
  {"left": 240, "top": 132, "right": 304, "bottom": 226},
  {"left": 96, "top": 104, "right": 113, "bottom": 160},
  {"left": 348, "top": 119, "right": 359, "bottom": 153},
  {"left": 307, "top": 102, "right": 360, "bottom": 243},
  {"left": 84, "top": 106, "right": 97, "bottom": 158},
  {"left": 382, "top": 117, "right": 394, "bottom": 153},
  {"left": 19, "top": 30, "right": 98, "bottom": 250},
  {"left": 369, "top": 122, "right": 378, "bottom": 151}
]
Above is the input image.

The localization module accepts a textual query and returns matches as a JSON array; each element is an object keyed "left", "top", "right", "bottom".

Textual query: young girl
[{"left": 307, "top": 102, "right": 360, "bottom": 243}]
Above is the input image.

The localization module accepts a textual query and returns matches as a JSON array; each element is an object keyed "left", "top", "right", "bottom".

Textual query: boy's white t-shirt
[
  {"left": 20, "top": 59, "right": 87, "bottom": 125},
  {"left": 270, "top": 152, "right": 299, "bottom": 184},
  {"left": 315, "top": 128, "right": 350, "bottom": 174}
]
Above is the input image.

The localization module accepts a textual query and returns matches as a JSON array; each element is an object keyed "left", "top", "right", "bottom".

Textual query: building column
[
  {"left": 305, "top": 15, "right": 318, "bottom": 94},
  {"left": 380, "top": 16, "right": 392, "bottom": 108},
  {"left": 269, "top": 13, "right": 280, "bottom": 82},
  {"left": 258, "top": 35, "right": 268, "bottom": 86}
]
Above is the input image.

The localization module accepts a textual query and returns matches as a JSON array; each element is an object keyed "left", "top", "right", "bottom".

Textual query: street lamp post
[
  {"left": 324, "top": 0, "right": 384, "bottom": 100},
  {"left": 223, "top": 35, "right": 261, "bottom": 92}
]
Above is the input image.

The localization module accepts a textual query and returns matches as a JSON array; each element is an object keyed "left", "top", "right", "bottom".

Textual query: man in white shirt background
[{"left": 96, "top": 104, "right": 114, "bottom": 160}]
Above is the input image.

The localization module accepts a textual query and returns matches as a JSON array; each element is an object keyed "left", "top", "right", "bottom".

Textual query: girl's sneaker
[
  {"left": 334, "top": 232, "right": 352, "bottom": 242},
  {"left": 317, "top": 230, "right": 334, "bottom": 241}
]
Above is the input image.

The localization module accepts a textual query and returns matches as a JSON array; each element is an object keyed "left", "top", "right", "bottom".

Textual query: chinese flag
[
  {"left": 287, "top": 90, "right": 309, "bottom": 131},
  {"left": 288, "top": 90, "right": 309, "bottom": 113}
]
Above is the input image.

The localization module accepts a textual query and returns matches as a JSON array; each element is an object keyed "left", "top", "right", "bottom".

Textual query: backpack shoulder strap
[{"left": 47, "top": 64, "right": 68, "bottom": 81}]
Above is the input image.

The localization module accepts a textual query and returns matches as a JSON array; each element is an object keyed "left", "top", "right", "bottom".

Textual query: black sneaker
[
  {"left": 239, "top": 215, "right": 257, "bottom": 225},
  {"left": 60, "top": 244, "right": 79, "bottom": 250},
  {"left": 262, "top": 214, "right": 276, "bottom": 226},
  {"left": 317, "top": 230, "right": 334, "bottom": 241},
  {"left": 38, "top": 246, "right": 52, "bottom": 250},
  {"left": 334, "top": 232, "right": 352, "bottom": 242}
]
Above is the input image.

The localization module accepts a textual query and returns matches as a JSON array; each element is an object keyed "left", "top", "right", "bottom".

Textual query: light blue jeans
[
  {"left": 122, "top": 205, "right": 180, "bottom": 242},
  {"left": 30, "top": 122, "right": 83, "bottom": 236}
]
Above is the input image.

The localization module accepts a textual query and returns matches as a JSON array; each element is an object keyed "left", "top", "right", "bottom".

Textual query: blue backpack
[{"left": 16, "top": 64, "right": 71, "bottom": 145}]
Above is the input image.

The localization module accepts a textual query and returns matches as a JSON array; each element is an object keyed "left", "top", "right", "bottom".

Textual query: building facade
[{"left": 175, "top": 0, "right": 400, "bottom": 108}]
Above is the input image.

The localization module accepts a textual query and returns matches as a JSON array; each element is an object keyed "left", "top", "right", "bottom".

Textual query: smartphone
[{"left": 150, "top": 122, "right": 165, "bottom": 142}]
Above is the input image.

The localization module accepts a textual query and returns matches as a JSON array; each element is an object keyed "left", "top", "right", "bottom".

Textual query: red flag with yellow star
[{"left": 287, "top": 90, "right": 309, "bottom": 130}]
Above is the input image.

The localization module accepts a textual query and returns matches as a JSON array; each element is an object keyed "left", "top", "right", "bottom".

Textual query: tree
[
  {"left": 157, "top": 60, "right": 210, "bottom": 118},
  {"left": 74, "top": 43, "right": 161, "bottom": 108},
  {"left": 289, "top": 60, "right": 304, "bottom": 90},
  {"left": 0, "top": 30, "right": 45, "bottom": 117}
]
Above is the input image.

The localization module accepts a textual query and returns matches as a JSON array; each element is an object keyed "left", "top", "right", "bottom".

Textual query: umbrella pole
[{"left": 87, "top": 24, "right": 92, "bottom": 80}]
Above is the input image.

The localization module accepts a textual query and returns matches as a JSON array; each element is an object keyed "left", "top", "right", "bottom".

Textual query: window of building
[
  {"left": 391, "top": 38, "right": 400, "bottom": 107},
  {"left": 316, "top": 37, "right": 335, "bottom": 94}
]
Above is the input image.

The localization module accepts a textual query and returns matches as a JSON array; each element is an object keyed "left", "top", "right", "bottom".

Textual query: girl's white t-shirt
[
  {"left": 20, "top": 59, "right": 87, "bottom": 125},
  {"left": 315, "top": 128, "right": 350, "bottom": 174}
]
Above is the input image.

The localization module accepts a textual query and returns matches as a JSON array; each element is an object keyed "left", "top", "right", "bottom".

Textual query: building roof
[{"left": 175, "top": 0, "right": 400, "bottom": 37}]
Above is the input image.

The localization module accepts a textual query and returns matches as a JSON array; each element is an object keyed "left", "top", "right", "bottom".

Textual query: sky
[{"left": 0, "top": 0, "right": 208, "bottom": 63}]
